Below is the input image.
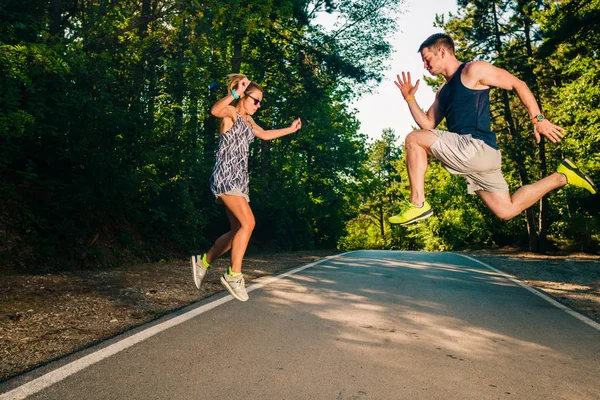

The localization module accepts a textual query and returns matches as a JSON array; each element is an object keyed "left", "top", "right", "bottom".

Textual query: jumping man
[{"left": 389, "top": 33, "right": 596, "bottom": 225}]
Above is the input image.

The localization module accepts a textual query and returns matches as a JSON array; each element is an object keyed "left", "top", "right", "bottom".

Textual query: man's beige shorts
[{"left": 429, "top": 129, "right": 509, "bottom": 195}]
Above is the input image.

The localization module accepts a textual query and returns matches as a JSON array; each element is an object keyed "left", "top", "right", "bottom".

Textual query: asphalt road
[{"left": 2, "top": 251, "right": 599, "bottom": 399}]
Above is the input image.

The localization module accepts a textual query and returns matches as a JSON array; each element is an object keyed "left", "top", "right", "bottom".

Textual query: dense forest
[{"left": 1, "top": 0, "right": 598, "bottom": 272}]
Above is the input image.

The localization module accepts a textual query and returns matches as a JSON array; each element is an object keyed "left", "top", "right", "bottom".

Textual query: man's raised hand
[{"left": 394, "top": 71, "right": 420, "bottom": 99}]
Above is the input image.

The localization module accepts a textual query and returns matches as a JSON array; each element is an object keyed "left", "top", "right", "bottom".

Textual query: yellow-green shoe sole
[
  {"left": 389, "top": 209, "right": 434, "bottom": 225},
  {"left": 558, "top": 158, "right": 597, "bottom": 194}
]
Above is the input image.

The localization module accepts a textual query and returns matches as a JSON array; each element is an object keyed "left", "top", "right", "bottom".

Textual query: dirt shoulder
[{"left": 1, "top": 249, "right": 599, "bottom": 383}]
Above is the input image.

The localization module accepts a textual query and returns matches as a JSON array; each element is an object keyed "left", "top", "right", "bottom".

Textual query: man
[{"left": 389, "top": 33, "right": 596, "bottom": 225}]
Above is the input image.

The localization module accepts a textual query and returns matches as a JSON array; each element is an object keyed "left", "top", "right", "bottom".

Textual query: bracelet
[
  {"left": 405, "top": 96, "right": 415, "bottom": 102},
  {"left": 231, "top": 89, "right": 240, "bottom": 99}
]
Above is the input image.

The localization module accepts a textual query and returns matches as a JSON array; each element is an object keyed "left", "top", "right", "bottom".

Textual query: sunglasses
[{"left": 247, "top": 94, "right": 262, "bottom": 106}]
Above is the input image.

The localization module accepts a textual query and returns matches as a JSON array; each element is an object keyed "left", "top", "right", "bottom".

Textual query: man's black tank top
[{"left": 438, "top": 63, "right": 497, "bottom": 149}]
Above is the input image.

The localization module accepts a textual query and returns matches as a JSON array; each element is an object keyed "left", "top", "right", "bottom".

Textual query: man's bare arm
[
  {"left": 465, "top": 61, "right": 564, "bottom": 143},
  {"left": 395, "top": 72, "right": 444, "bottom": 130}
]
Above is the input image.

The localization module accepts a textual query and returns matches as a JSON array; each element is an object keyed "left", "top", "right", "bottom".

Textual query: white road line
[
  {"left": 0, "top": 253, "right": 347, "bottom": 400},
  {"left": 457, "top": 253, "right": 600, "bottom": 332}
]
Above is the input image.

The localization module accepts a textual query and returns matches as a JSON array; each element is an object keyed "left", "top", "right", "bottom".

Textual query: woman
[{"left": 191, "top": 74, "right": 301, "bottom": 302}]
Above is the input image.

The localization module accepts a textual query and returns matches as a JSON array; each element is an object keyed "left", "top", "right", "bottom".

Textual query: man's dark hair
[{"left": 418, "top": 33, "right": 455, "bottom": 55}]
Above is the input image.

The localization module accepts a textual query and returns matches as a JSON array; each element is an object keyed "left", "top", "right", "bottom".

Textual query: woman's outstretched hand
[{"left": 291, "top": 117, "right": 302, "bottom": 132}]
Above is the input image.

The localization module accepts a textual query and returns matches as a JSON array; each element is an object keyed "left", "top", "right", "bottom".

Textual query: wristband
[
  {"left": 231, "top": 89, "right": 240, "bottom": 99},
  {"left": 405, "top": 96, "right": 415, "bottom": 102}
]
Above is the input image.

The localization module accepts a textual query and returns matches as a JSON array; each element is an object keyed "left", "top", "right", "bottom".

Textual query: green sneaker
[
  {"left": 557, "top": 158, "right": 596, "bottom": 194},
  {"left": 191, "top": 253, "right": 210, "bottom": 289},
  {"left": 389, "top": 201, "right": 433, "bottom": 225}
]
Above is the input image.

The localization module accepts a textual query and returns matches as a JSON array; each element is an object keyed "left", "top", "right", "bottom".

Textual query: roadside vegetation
[{"left": 1, "top": 1, "right": 598, "bottom": 274}]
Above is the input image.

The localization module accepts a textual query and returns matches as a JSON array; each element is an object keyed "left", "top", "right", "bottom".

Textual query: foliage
[
  {"left": 432, "top": 0, "right": 599, "bottom": 253},
  {"left": 2, "top": 0, "right": 599, "bottom": 271},
  {"left": 341, "top": 0, "right": 599, "bottom": 254},
  {"left": 338, "top": 128, "right": 402, "bottom": 249},
  {"left": 0, "top": 0, "right": 404, "bottom": 271}
]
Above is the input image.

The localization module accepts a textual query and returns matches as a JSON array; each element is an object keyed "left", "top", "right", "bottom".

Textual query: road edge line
[
  {"left": 0, "top": 252, "right": 350, "bottom": 400},
  {"left": 456, "top": 253, "right": 600, "bottom": 332}
]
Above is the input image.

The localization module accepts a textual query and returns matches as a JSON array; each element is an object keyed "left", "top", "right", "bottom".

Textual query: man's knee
[
  {"left": 478, "top": 191, "right": 519, "bottom": 220},
  {"left": 405, "top": 129, "right": 427, "bottom": 142},
  {"left": 495, "top": 210, "right": 516, "bottom": 221},
  {"left": 405, "top": 129, "right": 437, "bottom": 152},
  {"left": 488, "top": 206, "right": 519, "bottom": 221}
]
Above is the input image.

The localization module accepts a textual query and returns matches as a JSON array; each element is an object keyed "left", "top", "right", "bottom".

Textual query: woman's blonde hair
[{"left": 227, "top": 73, "right": 263, "bottom": 100}]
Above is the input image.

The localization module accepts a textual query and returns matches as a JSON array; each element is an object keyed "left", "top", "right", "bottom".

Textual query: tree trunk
[
  {"left": 203, "top": 93, "right": 218, "bottom": 165},
  {"left": 50, "top": 0, "right": 62, "bottom": 35},
  {"left": 232, "top": 38, "right": 242, "bottom": 74},
  {"left": 260, "top": 140, "right": 270, "bottom": 195},
  {"left": 521, "top": 0, "right": 549, "bottom": 253},
  {"left": 174, "top": 17, "right": 188, "bottom": 134},
  {"left": 492, "top": 0, "right": 538, "bottom": 251},
  {"left": 501, "top": 91, "right": 539, "bottom": 252},
  {"left": 537, "top": 137, "right": 549, "bottom": 252},
  {"left": 379, "top": 202, "right": 385, "bottom": 246}
]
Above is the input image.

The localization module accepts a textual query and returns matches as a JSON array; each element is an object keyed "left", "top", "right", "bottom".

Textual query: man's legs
[
  {"left": 389, "top": 130, "right": 438, "bottom": 225},
  {"left": 477, "top": 173, "right": 567, "bottom": 220},
  {"left": 405, "top": 129, "right": 438, "bottom": 205}
]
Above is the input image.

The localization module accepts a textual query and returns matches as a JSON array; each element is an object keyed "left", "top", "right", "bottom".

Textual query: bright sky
[{"left": 315, "top": 0, "right": 458, "bottom": 143}]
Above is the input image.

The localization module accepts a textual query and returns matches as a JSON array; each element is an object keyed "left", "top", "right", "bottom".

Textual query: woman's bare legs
[
  {"left": 205, "top": 206, "right": 241, "bottom": 264},
  {"left": 218, "top": 195, "right": 255, "bottom": 273}
]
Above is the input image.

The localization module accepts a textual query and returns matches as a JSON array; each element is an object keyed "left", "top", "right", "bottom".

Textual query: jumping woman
[{"left": 191, "top": 74, "right": 301, "bottom": 301}]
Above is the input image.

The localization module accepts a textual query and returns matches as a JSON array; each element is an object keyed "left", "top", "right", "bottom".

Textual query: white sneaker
[
  {"left": 220, "top": 273, "right": 249, "bottom": 302},
  {"left": 191, "top": 254, "right": 209, "bottom": 289}
]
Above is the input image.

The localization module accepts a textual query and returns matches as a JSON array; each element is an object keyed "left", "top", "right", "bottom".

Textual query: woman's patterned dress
[{"left": 210, "top": 113, "right": 255, "bottom": 203}]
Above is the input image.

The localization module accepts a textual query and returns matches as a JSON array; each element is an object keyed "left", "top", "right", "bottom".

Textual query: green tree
[
  {"left": 339, "top": 129, "right": 402, "bottom": 249},
  {"left": 0, "top": 0, "right": 408, "bottom": 271},
  {"left": 434, "top": 0, "right": 599, "bottom": 252}
]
